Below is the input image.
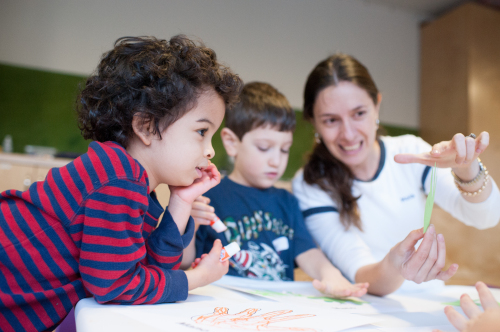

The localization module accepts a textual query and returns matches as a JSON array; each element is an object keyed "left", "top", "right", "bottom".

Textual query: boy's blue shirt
[{"left": 196, "top": 177, "right": 316, "bottom": 281}]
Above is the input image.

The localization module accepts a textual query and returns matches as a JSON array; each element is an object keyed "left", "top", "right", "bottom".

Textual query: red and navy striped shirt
[{"left": 0, "top": 141, "right": 194, "bottom": 332}]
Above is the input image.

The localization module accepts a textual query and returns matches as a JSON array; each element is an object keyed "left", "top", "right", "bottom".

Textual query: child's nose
[
  {"left": 205, "top": 145, "right": 215, "bottom": 159},
  {"left": 269, "top": 151, "right": 280, "bottom": 167}
]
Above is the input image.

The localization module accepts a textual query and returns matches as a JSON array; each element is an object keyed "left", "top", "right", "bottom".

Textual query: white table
[{"left": 75, "top": 276, "right": 500, "bottom": 332}]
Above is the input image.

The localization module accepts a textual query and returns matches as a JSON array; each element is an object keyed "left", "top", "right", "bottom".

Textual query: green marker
[{"left": 424, "top": 163, "right": 437, "bottom": 233}]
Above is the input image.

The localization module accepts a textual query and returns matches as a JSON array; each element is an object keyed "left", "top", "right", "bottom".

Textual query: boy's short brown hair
[{"left": 225, "top": 82, "right": 295, "bottom": 140}]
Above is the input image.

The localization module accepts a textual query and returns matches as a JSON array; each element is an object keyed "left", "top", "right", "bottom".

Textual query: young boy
[
  {"left": 0, "top": 35, "right": 242, "bottom": 331},
  {"left": 184, "top": 82, "right": 369, "bottom": 297}
]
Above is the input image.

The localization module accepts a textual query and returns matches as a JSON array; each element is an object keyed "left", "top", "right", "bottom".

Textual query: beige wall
[{"left": 421, "top": 3, "right": 500, "bottom": 286}]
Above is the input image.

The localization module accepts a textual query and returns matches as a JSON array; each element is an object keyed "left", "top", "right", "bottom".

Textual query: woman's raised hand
[
  {"left": 394, "top": 132, "right": 489, "bottom": 169},
  {"left": 388, "top": 225, "right": 458, "bottom": 284}
]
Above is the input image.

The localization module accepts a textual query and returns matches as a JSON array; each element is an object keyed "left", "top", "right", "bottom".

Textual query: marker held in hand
[
  {"left": 220, "top": 242, "right": 240, "bottom": 262},
  {"left": 210, "top": 216, "right": 227, "bottom": 233}
]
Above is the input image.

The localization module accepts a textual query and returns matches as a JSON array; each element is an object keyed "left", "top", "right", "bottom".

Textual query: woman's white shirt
[{"left": 292, "top": 135, "right": 500, "bottom": 292}]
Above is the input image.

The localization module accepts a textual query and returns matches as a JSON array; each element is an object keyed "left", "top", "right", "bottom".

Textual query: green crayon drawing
[
  {"left": 248, "top": 290, "right": 367, "bottom": 305},
  {"left": 442, "top": 299, "right": 500, "bottom": 306}
]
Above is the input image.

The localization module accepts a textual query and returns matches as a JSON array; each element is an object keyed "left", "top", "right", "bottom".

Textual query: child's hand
[
  {"left": 185, "top": 239, "right": 229, "bottom": 290},
  {"left": 313, "top": 275, "right": 369, "bottom": 298},
  {"left": 191, "top": 254, "right": 208, "bottom": 269},
  {"left": 170, "top": 163, "right": 221, "bottom": 206},
  {"left": 433, "top": 281, "right": 500, "bottom": 332},
  {"left": 191, "top": 196, "right": 216, "bottom": 229}
]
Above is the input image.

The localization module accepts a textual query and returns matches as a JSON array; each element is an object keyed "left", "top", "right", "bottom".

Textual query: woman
[{"left": 292, "top": 54, "right": 500, "bottom": 296}]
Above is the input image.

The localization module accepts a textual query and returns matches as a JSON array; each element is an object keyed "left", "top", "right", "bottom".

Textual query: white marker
[
  {"left": 220, "top": 242, "right": 240, "bottom": 262},
  {"left": 210, "top": 216, "right": 227, "bottom": 233}
]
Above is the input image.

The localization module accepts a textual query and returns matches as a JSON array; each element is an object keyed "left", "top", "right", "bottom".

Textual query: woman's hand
[
  {"left": 433, "top": 281, "right": 500, "bottom": 332},
  {"left": 394, "top": 132, "right": 489, "bottom": 169},
  {"left": 388, "top": 225, "right": 458, "bottom": 284}
]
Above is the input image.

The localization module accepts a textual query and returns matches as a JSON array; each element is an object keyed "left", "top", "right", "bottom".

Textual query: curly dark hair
[{"left": 77, "top": 35, "right": 243, "bottom": 147}]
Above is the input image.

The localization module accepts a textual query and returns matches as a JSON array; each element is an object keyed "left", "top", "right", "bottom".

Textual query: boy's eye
[
  {"left": 280, "top": 149, "right": 290, "bottom": 154},
  {"left": 257, "top": 146, "right": 269, "bottom": 152},
  {"left": 197, "top": 128, "right": 208, "bottom": 137}
]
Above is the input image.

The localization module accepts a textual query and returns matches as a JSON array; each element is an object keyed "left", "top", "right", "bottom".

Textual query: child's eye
[
  {"left": 280, "top": 149, "right": 290, "bottom": 154},
  {"left": 257, "top": 146, "right": 269, "bottom": 152},
  {"left": 197, "top": 128, "right": 208, "bottom": 137}
]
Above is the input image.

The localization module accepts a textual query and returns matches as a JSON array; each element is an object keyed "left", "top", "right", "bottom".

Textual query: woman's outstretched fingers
[
  {"left": 403, "top": 226, "right": 435, "bottom": 280},
  {"left": 444, "top": 305, "right": 467, "bottom": 331},
  {"left": 464, "top": 136, "right": 476, "bottom": 163},
  {"left": 424, "top": 233, "right": 447, "bottom": 281},
  {"left": 451, "top": 133, "right": 466, "bottom": 164},
  {"left": 414, "top": 232, "right": 438, "bottom": 283},
  {"left": 435, "top": 263, "right": 458, "bottom": 281},
  {"left": 475, "top": 132, "right": 489, "bottom": 154},
  {"left": 476, "top": 281, "right": 499, "bottom": 309}
]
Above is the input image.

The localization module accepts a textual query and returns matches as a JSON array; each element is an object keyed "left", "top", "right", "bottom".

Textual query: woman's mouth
[{"left": 340, "top": 142, "right": 362, "bottom": 153}]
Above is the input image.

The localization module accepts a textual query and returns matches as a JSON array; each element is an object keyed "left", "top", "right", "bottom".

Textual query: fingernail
[
  {"left": 476, "top": 148, "right": 482, "bottom": 153},
  {"left": 432, "top": 150, "right": 439, "bottom": 154},
  {"left": 437, "top": 234, "right": 444, "bottom": 241}
]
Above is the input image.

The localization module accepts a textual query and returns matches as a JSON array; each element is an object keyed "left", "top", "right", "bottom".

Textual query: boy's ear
[
  {"left": 132, "top": 114, "right": 154, "bottom": 146},
  {"left": 220, "top": 128, "right": 240, "bottom": 157}
]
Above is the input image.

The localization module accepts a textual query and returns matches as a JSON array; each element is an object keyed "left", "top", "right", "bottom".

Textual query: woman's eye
[
  {"left": 280, "top": 149, "right": 290, "bottom": 154},
  {"left": 323, "top": 118, "right": 337, "bottom": 125},
  {"left": 257, "top": 146, "right": 269, "bottom": 152},
  {"left": 197, "top": 129, "right": 208, "bottom": 137},
  {"left": 355, "top": 111, "right": 366, "bottom": 118}
]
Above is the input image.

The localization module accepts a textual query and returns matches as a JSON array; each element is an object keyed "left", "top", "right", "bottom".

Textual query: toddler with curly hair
[{"left": 0, "top": 35, "right": 242, "bottom": 332}]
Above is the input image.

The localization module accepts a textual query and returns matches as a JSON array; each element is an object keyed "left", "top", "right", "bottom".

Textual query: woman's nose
[{"left": 340, "top": 121, "right": 356, "bottom": 140}]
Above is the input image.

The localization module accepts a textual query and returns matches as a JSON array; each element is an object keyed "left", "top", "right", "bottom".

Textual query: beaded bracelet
[
  {"left": 451, "top": 158, "right": 485, "bottom": 186},
  {"left": 454, "top": 171, "right": 489, "bottom": 196}
]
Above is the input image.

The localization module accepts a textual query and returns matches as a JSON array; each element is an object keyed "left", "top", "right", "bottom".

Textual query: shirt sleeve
[
  {"left": 292, "top": 172, "right": 377, "bottom": 282},
  {"left": 78, "top": 179, "right": 189, "bottom": 305}
]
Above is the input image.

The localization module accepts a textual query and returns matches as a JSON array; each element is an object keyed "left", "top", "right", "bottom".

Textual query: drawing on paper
[
  {"left": 192, "top": 307, "right": 316, "bottom": 331},
  {"left": 442, "top": 299, "right": 500, "bottom": 306},
  {"left": 247, "top": 289, "right": 367, "bottom": 305}
]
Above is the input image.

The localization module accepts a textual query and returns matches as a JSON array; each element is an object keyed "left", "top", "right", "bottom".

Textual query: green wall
[{"left": 0, "top": 63, "right": 418, "bottom": 180}]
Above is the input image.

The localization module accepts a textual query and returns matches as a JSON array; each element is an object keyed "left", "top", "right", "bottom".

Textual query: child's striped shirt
[{"left": 0, "top": 141, "right": 193, "bottom": 332}]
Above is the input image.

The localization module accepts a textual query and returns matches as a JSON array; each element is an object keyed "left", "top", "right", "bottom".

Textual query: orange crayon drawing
[{"left": 192, "top": 307, "right": 316, "bottom": 331}]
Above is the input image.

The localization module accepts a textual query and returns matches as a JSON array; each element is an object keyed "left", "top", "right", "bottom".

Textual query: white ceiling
[{"left": 365, "top": 0, "right": 469, "bottom": 16}]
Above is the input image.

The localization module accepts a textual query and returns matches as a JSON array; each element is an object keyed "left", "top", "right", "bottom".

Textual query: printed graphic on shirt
[
  {"left": 230, "top": 241, "right": 289, "bottom": 281},
  {"left": 222, "top": 210, "right": 295, "bottom": 247}
]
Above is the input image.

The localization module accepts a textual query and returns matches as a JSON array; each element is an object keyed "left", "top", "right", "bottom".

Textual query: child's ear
[
  {"left": 132, "top": 114, "right": 155, "bottom": 146},
  {"left": 220, "top": 128, "right": 240, "bottom": 157}
]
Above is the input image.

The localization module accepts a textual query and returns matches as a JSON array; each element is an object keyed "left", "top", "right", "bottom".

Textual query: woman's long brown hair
[{"left": 302, "top": 54, "right": 379, "bottom": 231}]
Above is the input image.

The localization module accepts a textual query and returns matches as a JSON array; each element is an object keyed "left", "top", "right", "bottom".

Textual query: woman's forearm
[{"left": 355, "top": 256, "right": 404, "bottom": 296}]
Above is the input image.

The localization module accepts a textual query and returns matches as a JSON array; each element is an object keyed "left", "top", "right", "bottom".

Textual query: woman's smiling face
[{"left": 312, "top": 81, "right": 380, "bottom": 176}]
